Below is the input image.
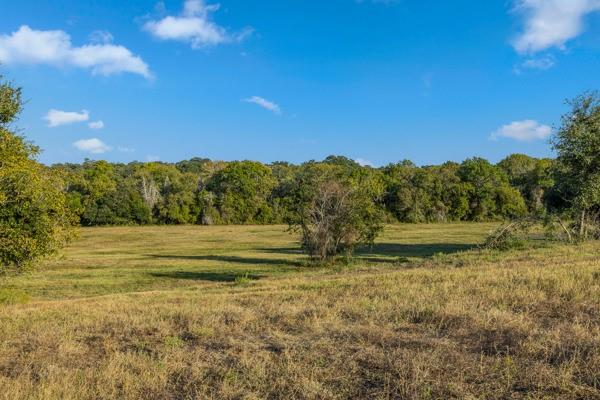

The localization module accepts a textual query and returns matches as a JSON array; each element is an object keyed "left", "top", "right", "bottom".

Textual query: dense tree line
[{"left": 51, "top": 153, "right": 554, "bottom": 227}]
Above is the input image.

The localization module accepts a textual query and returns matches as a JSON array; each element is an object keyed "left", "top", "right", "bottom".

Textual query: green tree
[
  {"left": 552, "top": 92, "right": 600, "bottom": 239},
  {"left": 134, "top": 162, "right": 200, "bottom": 224},
  {"left": 498, "top": 154, "right": 554, "bottom": 213},
  {"left": 287, "top": 161, "right": 385, "bottom": 261},
  {"left": 208, "top": 161, "right": 276, "bottom": 224},
  {"left": 458, "top": 157, "right": 527, "bottom": 220},
  {"left": 0, "top": 78, "right": 76, "bottom": 270}
]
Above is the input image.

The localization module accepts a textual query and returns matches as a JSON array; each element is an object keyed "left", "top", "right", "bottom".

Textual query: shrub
[
  {"left": 481, "top": 218, "right": 536, "bottom": 251},
  {"left": 291, "top": 179, "right": 384, "bottom": 262}
]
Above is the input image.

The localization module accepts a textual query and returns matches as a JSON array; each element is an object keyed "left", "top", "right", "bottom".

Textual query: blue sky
[{"left": 1, "top": 0, "right": 600, "bottom": 166}]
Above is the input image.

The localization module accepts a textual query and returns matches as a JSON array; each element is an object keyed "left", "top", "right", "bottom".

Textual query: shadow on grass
[
  {"left": 148, "top": 254, "right": 301, "bottom": 267},
  {"left": 257, "top": 247, "right": 302, "bottom": 255},
  {"left": 148, "top": 271, "right": 261, "bottom": 282},
  {"left": 261, "top": 243, "right": 476, "bottom": 260},
  {"left": 356, "top": 243, "right": 476, "bottom": 259},
  {"left": 148, "top": 243, "right": 476, "bottom": 272}
]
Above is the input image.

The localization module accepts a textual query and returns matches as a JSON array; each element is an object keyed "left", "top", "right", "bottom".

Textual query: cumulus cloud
[
  {"left": 44, "top": 109, "right": 89, "bottom": 127},
  {"left": 73, "top": 138, "right": 111, "bottom": 154},
  {"left": 0, "top": 25, "right": 151, "bottom": 78},
  {"left": 143, "top": 0, "right": 253, "bottom": 48},
  {"left": 243, "top": 96, "right": 281, "bottom": 114},
  {"left": 512, "top": 0, "right": 600, "bottom": 54},
  {"left": 490, "top": 120, "right": 552, "bottom": 141},
  {"left": 88, "top": 120, "right": 104, "bottom": 129}
]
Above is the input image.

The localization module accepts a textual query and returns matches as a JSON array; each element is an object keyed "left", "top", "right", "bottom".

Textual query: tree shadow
[
  {"left": 148, "top": 254, "right": 301, "bottom": 267},
  {"left": 148, "top": 271, "right": 261, "bottom": 282},
  {"left": 257, "top": 247, "right": 302, "bottom": 255},
  {"left": 259, "top": 243, "right": 476, "bottom": 260},
  {"left": 148, "top": 242, "right": 476, "bottom": 272},
  {"left": 356, "top": 243, "right": 476, "bottom": 259}
]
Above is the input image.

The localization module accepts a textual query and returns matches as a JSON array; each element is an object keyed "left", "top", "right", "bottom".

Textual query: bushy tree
[
  {"left": 0, "top": 78, "right": 76, "bottom": 270},
  {"left": 287, "top": 162, "right": 385, "bottom": 261},
  {"left": 552, "top": 92, "right": 600, "bottom": 239}
]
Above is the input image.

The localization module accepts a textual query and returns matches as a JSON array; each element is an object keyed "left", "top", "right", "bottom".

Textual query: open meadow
[{"left": 1, "top": 223, "right": 599, "bottom": 399}]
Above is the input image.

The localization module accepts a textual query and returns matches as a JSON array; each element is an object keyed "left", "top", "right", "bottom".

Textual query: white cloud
[
  {"left": 89, "top": 30, "right": 114, "bottom": 44},
  {"left": 118, "top": 146, "right": 136, "bottom": 153},
  {"left": 512, "top": 0, "right": 600, "bottom": 53},
  {"left": 0, "top": 25, "right": 151, "bottom": 78},
  {"left": 88, "top": 120, "right": 104, "bottom": 129},
  {"left": 73, "top": 138, "right": 111, "bottom": 154},
  {"left": 521, "top": 55, "right": 555, "bottom": 70},
  {"left": 243, "top": 96, "right": 281, "bottom": 114},
  {"left": 490, "top": 120, "right": 552, "bottom": 141},
  {"left": 44, "top": 109, "right": 89, "bottom": 127},
  {"left": 146, "top": 155, "right": 160, "bottom": 162},
  {"left": 513, "top": 55, "right": 556, "bottom": 74},
  {"left": 143, "top": 0, "right": 253, "bottom": 48}
]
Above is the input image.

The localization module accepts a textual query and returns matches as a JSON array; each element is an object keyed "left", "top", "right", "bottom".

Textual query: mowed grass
[
  {"left": 0, "top": 223, "right": 496, "bottom": 301},
  {"left": 0, "top": 223, "right": 599, "bottom": 399}
]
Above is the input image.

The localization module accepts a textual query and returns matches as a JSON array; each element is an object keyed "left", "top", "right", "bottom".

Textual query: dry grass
[{"left": 0, "top": 224, "right": 599, "bottom": 399}]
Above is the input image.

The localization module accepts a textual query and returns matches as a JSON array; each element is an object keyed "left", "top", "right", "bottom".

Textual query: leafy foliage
[
  {"left": 286, "top": 164, "right": 385, "bottom": 261},
  {"left": 50, "top": 154, "right": 540, "bottom": 228},
  {"left": 551, "top": 92, "right": 600, "bottom": 240},
  {"left": 0, "top": 78, "right": 76, "bottom": 271}
]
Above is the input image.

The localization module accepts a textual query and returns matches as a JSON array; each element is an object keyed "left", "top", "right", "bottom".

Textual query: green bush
[{"left": 0, "top": 78, "right": 77, "bottom": 271}]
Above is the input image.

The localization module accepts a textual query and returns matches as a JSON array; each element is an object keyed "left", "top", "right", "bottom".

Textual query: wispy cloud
[
  {"left": 143, "top": 0, "right": 253, "bottom": 48},
  {"left": 44, "top": 109, "right": 89, "bottom": 127},
  {"left": 88, "top": 120, "right": 104, "bottom": 130},
  {"left": 243, "top": 96, "right": 281, "bottom": 114},
  {"left": 0, "top": 25, "right": 151, "bottom": 78},
  {"left": 490, "top": 120, "right": 552, "bottom": 141},
  {"left": 514, "top": 54, "right": 556, "bottom": 74},
  {"left": 89, "top": 30, "right": 114, "bottom": 44},
  {"left": 73, "top": 138, "right": 111, "bottom": 154},
  {"left": 512, "top": 0, "right": 600, "bottom": 54},
  {"left": 521, "top": 55, "right": 555, "bottom": 70}
]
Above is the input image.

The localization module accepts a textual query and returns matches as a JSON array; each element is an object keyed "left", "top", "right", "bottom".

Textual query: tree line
[{"left": 51, "top": 153, "right": 553, "bottom": 227}]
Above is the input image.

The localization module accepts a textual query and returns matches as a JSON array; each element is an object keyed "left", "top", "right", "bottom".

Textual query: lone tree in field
[
  {"left": 0, "top": 77, "right": 76, "bottom": 271},
  {"left": 552, "top": 92, "right": 600, "bottom": 240},
  {"left": 287, "top": 162, "right": 385, "bottom": 262}
]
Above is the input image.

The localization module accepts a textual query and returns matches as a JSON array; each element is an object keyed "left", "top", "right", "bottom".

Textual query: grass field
[{"left": 1, "top": 223, "right": 599, "bottom": 399}]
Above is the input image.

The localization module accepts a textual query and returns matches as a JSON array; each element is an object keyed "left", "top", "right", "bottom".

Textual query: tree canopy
[
  {"left": 552, "top": 92, "right": 600, "bottom": 239},
  {"left": 0, "top": 77, "right": 76, "bottom": 270}
]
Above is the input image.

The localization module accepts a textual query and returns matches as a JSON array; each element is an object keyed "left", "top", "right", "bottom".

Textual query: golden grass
[{"left": 0, "top": 224, "right": 599, "bottom": 399}]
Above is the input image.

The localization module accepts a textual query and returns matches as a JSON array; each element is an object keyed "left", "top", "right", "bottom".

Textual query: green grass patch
[{"left": 0, "top": 288, "right": 30, "bottom": 305}]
